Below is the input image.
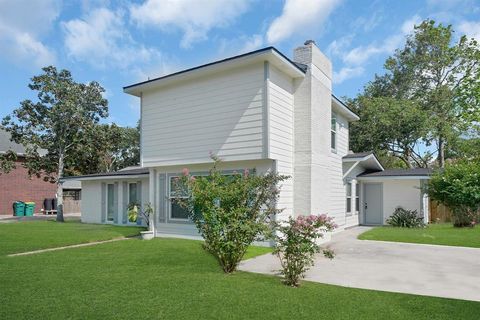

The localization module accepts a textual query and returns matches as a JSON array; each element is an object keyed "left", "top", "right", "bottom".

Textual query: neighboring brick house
[{"left": 0, "top": 130, "right": 56, "bottom": 215}]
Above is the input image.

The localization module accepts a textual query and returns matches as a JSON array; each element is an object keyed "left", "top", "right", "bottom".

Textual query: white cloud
[
  {"left": 62, "top": 8, "right": 162, "bottom": 69},
  {"left": 329, "top": 15, "right": 421, "bottom": 84},
  {"left": 217, "top": 34, "right": 264, "bottom": 59},
  {"left": 342, "top": 15, "right": 421, "bottom": 66},
  {"left": 326, "top": 35, "right": 353, "bottom": 58},
  {"left": 458, "top": 20, "right": 480, "bottom": 41},
  {"left": 266, "top": 0, "right": 341, "bottom": 44},
  {"left": 0, "top": 0, "right": 59, "bottom": 68},
  {"left": 333, "top": 66, "right": 364, "bottom": 84},
  {"left": 130, "top": 0, "right": 251, "bottom": 48}
]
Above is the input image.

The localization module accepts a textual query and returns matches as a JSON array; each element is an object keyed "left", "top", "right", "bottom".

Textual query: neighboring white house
[{"left": 65, "top": 41, "right": 431, "bottom": 238}]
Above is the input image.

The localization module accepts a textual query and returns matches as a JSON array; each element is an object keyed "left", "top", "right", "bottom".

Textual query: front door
[{"left": 364, "top": 183, "right": 383, "bottom": 225}]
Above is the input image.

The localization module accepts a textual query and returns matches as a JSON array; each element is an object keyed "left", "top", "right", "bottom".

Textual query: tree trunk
[
  {"left": 438, "top": 136, "right": 445, "bottom": 168},
  {"left": 56, "top": 153, "right": 65, "bottom": 222}
]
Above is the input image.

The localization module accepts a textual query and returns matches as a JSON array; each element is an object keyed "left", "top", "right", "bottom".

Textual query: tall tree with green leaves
[
  {"left": 2, "top": 66, "right": 108, "bottom": 222},
  {"left": 351, "top": 20, "right": 480, "bottom": 167},
  {"left": 70, "top": 123, "right": 140, "bottom": 174},
  {"left": 349, "top": 97, "right": 430, "bottom": 168}
]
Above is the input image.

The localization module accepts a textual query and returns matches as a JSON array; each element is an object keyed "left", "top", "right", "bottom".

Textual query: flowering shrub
[
  {"left": 273, "top": 214, "right": 337, "bottom": 287},
  {"left": 176, "top": 156, "right": 288, "bottom": 273}
]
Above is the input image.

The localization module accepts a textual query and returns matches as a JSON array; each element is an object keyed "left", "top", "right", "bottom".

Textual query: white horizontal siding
[
  {"left": 269, "top": 65, "right": 294, "bottom": 220},
  {"left": 327, "top": 113, "right": 352, "bottom": 227},
  {"left": 141, "top": 63, "right": 265, "bottom": 166}
]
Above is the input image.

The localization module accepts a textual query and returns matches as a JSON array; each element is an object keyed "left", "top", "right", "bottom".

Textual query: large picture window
[
  {"left": 169, "top": 177, "right": 190, "bottom": 220},
  {"left": 331, "top": 113, "right": 337, "bottom": 152}
]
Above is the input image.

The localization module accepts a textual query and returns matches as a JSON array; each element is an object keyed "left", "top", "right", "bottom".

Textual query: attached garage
[{"left": 357, "top": 168, "right": 432, "bottom": 225}]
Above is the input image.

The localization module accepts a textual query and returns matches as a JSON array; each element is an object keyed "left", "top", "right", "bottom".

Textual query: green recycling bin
[
  {"left": 24, "top": 202, "right": 35, "bottom": 216},
  {"left": 13, "top": 201, "right": 25, "bottom": 216}
]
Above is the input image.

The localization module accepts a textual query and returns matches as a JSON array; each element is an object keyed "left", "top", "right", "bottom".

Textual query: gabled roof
[
  {"left": 343, "top": 151, "right": 374, "bottom": 159},
  {"left": 124, "top": 47, "right": 306, "bottom": 96},
  {"left": 0, "top": 129, "right": 27, "bottom": 155}
]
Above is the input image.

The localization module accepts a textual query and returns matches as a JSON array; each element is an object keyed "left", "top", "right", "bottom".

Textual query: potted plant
[
  {"left": 127, "top": 202, "right": 139, "bottom": 223},
  {"left": 138, "top": 203, "right": 154, "bottom": 240}
]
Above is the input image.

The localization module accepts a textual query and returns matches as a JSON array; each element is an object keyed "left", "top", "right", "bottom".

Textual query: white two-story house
[{"left": 69, "top": 41, "right": 431, "bottom": 238}]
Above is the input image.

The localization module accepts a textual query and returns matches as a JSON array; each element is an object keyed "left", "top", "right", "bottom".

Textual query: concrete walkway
[
  {"left": 239, "top": 227, "right": 480, "bottom": 302},
  {"left": 7, "top": 237, "right": 132, "bottom": 257}
]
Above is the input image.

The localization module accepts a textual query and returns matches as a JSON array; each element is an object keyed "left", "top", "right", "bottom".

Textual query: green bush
[
  {"left": 386, "top": 207, "right": 425, "bottom": 228},
  {"left": 177, "top": 156, "right": 288, "bottom": 273},
  {"left": 428, "top": 162, "right": 480, "bottom": 227}
]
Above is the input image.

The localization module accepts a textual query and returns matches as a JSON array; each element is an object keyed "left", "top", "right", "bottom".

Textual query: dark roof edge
[
  {"left": 123, "top": 46, "right": 306, "bottom": 91},
  {"left": 332, "top": 94, "right": 359, "bottom": 118},
  {"left": 61, "top": 170, "right": 149, "bottom": 181}
]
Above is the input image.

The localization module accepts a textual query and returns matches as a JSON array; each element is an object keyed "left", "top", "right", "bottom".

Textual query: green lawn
[
  {"left": 358, "top": 223, "right": 480, "bottom": 248},
  {"left": 0, "top": 222, "right": 479, "bottom": 319},
  {"left": 0, "top": 220, "right": 145, "bottom": 255}
]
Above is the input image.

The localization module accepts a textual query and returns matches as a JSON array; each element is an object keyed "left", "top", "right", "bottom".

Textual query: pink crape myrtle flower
[
  {"left": 244, "top": 168, "right": 249, "bottom": 177},
  {"left": 182, "top": 168, "right": 189, "bottom": 176}
]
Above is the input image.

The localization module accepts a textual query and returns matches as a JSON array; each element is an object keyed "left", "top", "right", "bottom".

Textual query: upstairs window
[{"left": 331, "top": 113, "right": 337, "bottom": 152}]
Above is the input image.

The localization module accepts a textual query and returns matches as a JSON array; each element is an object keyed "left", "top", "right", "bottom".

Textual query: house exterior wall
[
  {"left": 327, "top": 112, "right": 351, "bottom": 228},
  {"left": 292, "top": 42, "right": 353, "bottom": 228},
  {"left": 0, "top": 158, "right": 56, "bottom": 215},
  {"left": 140, "top": 63, "right": 266, "bottom": 167},
  {"left": 358, "top": 178, "right": 424, "bottom": 225},
  {"left": 382, "top": 179, "right": 422, "bottom": 223},
  {"left": 80, "top": 177, "right": 149, "bottom": 225},
  {"left": 268, "top": 64, "right": 294, "bottom": 221},
  {"left": 80, "top": 180, "right": 102, "bottom": 223},
  {"left": 149, "top": 159, "right": 274, "bottom": 239}
]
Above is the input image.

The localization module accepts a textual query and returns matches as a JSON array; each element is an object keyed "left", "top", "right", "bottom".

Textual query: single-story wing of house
[{"left": 63, "top": 41, "right": 433, "bottom": 239}]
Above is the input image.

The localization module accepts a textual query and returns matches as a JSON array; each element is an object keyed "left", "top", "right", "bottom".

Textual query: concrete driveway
[{"left": 239, "top": 227, "right": 480, "bottom": 302}]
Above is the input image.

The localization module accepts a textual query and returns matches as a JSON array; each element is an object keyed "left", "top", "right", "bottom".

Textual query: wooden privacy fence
[
  {"left": 429, "top": 200, "right": 452, "bottom": 223},
  {"left": 63, "top": 199, "right": 81, "bottom": 214}
]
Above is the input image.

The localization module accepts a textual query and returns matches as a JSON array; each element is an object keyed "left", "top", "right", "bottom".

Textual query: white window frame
[
  {"left": 355, "top": 183, "right": 360, "bottom": 214},
  {"left": 168, "top": 176, "right": 190, "bottom": 221},
  {"left": 331, "top": 112, "right": 337, "bottom": 153},
  {"left": 128, "top": 182, "right": 138, "bottom": 204},
  {"left": 346, "top": 181, "right": 352, "bottom": 216}
]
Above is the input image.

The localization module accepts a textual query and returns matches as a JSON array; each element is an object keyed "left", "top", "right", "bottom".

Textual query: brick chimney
[{"left": 292, "top": 40, "right": 333, "bottom": 216}]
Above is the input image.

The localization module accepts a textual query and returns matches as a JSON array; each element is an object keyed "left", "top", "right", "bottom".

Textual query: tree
[
  {"left": 351, "top": 20, "right": 480, "bottom": 167},
  {"left": 384, "top": 20, "right": 480, "bottom": 167},
  {"left": 70, "top": 122, "right": 140, "bottom": 175},
  {"left": 349, "top": 97, "right": 430, "bottom": 168},
  {"left": 428, "top": 161, "right": 480, "bottom": 227},
  {"left": 2, "top": 66, "right": 108, "bottom": 222}
]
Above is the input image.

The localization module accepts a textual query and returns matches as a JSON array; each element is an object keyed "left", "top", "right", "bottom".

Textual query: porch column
[{"left": 149, "top": 168, "right": 157, "bottom": 234}]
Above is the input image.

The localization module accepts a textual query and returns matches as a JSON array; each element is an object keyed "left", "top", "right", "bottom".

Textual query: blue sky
[{"left": 1, "top": 0, "right": 479, "bottom": 127}]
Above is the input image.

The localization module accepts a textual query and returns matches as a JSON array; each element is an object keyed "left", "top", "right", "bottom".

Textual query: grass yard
[
  {"left": 358, "top": 223, "right": 480, "bottom": 248},
  {"left": 0, "top": 219, "right": 145, "bottom": 255},
  {"left": 0, "top": 222, "right": 479, "bottom": 319}
]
